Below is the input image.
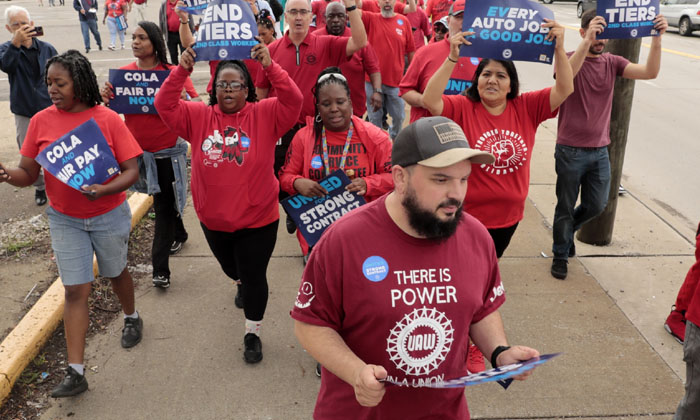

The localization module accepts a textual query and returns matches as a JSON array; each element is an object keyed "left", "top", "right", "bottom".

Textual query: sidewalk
[{"left": 39, "top": 121, "right": 690, "bottom": 419}]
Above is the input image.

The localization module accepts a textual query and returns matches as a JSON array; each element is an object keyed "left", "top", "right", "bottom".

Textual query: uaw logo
[
  {"left": 306, "top": 54, "right": 317, "bottom": 65},
  {"left": 218, "top": 48, "right": 228, "bottom": 59},
  {"left": 502, "top": 49, "right": 513, "bottom": 59},
  {"left": 294, "top": 281, "right": 315, "bottom": 309},
  {"left": 474, "top": 129, "right": 528, "bottom": 175},
  {"left": 631, "top": 29, "right": 638, "bottom": 37},
  {"left": 141, "top": 105, "right": 149, "bottom": 113},
  {"left": 386, "top": 307, "right": 454, "bottom": 376}
]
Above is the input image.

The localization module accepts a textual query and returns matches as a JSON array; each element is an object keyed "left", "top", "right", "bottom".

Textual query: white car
[{"left": 660, "top": 0, "right": 700, "bottom": 36}]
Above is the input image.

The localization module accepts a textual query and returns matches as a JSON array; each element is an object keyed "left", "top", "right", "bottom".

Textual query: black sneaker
[
  {"left": 243, "top": 333, "right": 263, "bottom": 364},
  {"left": 286, "top": 215, "right": 297, "bottom": 234},
  {"left": 551, "top": 259, "right": 568, "bottom": 280},
  {"left": 121, "top": 316, "right": 143, "bottom": 348},
  {"left": 153, "top": 275, "right": 170, "bottom": 289},
  {"left": 569, "top": 242, "right": 576, "bottom": 258},
  {"left": 315, "top": 363, "right": 321, "bottom": 377},
  {"left": 234, "top": 284, "right": 244, "bottom": 309},
  {"left": 170, "top": 240, "right": 185, "bottom": 255},
  {"left": 35, "top": 189, "right": 47, "bottom": 206},
  {"left": 51, "top": 367, "right": 88, "bottom": 398}
]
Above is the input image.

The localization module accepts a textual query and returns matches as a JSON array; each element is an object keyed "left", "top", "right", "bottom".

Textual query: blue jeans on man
[
  {"left": 365, "top": 82, "right": 404, "bottom": 140},
  {"left": 80, "top": 18, "right": 102, "bottom": 51},
  {"left": 552, "top": 144, "right": 611, "bottom": 259}
]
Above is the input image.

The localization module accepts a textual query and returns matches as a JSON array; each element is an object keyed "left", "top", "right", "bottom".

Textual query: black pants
[
  {"left": 487, "top": 222, "right": 519, "bottom": 259},
  {"left": 275, "top": 124, "right": 304, "bottom": 200},
  {"left": 200, "top": 220, "right": 279, "bottom": 321},
  {"left": 152, "top": 158, "right": 188, "bottom": 278},
  {"left": 167, "top": 31, "right": 184, "bottom": 65}
]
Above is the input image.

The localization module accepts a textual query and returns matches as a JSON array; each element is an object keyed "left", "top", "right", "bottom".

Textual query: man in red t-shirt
[
  {"left": 550, "top": 10, "right": 668, "bottom": 280},
  {"left": 292, "top": 117, "right": 539, "bottom": 419},
  {"left": 361, "top": 0, "right": 416, "bottom": 139},
  {"left": 400, "top": 0, "right": 479, "bottom": 122},
  {"left": 424, "top": 0, "right": 449, "bottom": 23}
]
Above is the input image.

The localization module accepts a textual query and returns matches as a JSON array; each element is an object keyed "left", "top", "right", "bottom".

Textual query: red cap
[{"left": 449, "top": 0, "right": 464, "bottom": 16}]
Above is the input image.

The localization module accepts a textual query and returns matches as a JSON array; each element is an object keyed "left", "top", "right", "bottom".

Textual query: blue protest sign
[
  {"left": 193, "top": 0, "right": 258, "bottom": 61},
  {"left": 597, "top": 0, "right": 659, "bottom": 39},
  {"left": 180, "top": 0, "right": 210, "bottom": 15},
  {"left": 462, "top": 0, "right": 555, "bottom": 64},
  {"left": 281, "top": 170, "right": 366, "bottom": 247},
  {"left": 108, "top": 69, "right": 169, "bottom": 115},
  {"left": 35, "top": 119, "right": 121, "bottom": 191}
]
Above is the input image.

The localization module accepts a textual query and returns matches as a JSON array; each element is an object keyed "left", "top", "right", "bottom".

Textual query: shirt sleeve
[
  {"left": 520, "top": 87, "right": 556, "bottom": 127},
  {"left": 471, "top": 247, "right": 505, "bottom": 323},
  {"left": 154, "top": 64, "right": 208, "bottom": 142},
  {"left": 108, "top": 110, "right": 143, "bottom": 163},
  {"left": 325, "top": 35, "right": 351, "bottom": 64},
  {"left": 614, "top": 54, "right": 631, "bottom": 77},
  {"left": 254, "top": 61, "right": 304, "bottom": 140},
  {"left": 362, "top": 127, "right": 393, "bottom": 200},
  {"left": 399, "top": 50, "right": 422, "bottom": 95},
  {"left": 362, "top": 44, "right": 380, "bottom": 76},
  {"left": 19, "top": 116, "right": 41, "bottom": 159},
  {"left": 440, "top": 94, "right": 467, "bottom": 124},
  {"left": 279, "top": 127, "right": 309, "bottom": 195}
]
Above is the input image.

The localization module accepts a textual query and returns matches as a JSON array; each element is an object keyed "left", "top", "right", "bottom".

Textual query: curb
[{"left": 0, "top": 192, "right": 154, "bottom": 407}]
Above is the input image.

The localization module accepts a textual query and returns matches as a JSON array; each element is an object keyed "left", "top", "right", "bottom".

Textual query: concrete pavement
[{"left": 37, "top": 120, "right": 691, "bottom": 419}]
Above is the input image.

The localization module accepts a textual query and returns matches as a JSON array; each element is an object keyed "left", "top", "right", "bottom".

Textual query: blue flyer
[
  {"left": 597, "top": 0, "right": 659, "bottom": 39},
  {"left": 35, "top": 119, "right": 121, "bottom": 191},
  {"left": 281, "top": 170, "right": 366, "bottom": 247},
  {"left": 108, "top": 69, "right": 169, "bottom": 115},
  {"left": 180, "top": 0, "right": 210, "bottom": 14},
  {"left": 193, "top": 0, "right": 259, "bottom": 61},
  {"left": 462, "top": 0, "right": 555, "bottom": 64}
]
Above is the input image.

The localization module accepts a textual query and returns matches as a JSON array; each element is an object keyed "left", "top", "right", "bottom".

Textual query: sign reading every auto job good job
[
  {"left": 35, "top": 119, "right": 121, "bottom": 191},
  {"left": 596, "top": 0, "right": 659, "bottom": 39},
  {"left": 108, "top": 69, "right": 169, "bottom": 115},
  {"left": 193, "top": 0, "right": 258, "bottom": 61},
  {"left": 461, "top": 0, "right": 555, "bottom": 64}
]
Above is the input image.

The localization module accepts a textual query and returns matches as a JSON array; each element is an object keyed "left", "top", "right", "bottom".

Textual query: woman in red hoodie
[
  {"left": 279, "top": 67, "right": 393, "bottom": 259},
  {"left": 154, "top": 42, "right": 302, "bottom": 364}
]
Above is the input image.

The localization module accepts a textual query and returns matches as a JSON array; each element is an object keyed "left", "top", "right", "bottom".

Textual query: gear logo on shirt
[
  {"left": 200, "top": 126, "right": 250, "bottom": 167},
  {"left": 294, "top": 281, "right": 316, "bottom": 309},
  {"left": 474, "top": 129, "right": 528, "bottom": 176},
  {"left": 387, "top": 307, "right": 454, "bottom": 376},
  {"left": 306, "top": 54, "right": 318, "bottom": 65}
]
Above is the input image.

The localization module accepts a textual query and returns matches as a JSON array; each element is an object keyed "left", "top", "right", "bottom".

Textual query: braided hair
[
  {"left": 137, "top": 21, "right": 170, "bottom": 67},
  {"left": 208, "top": 60, "right": 257, "bottom": 105},
  {"left": 257, "top": 9, "right": 276, "bottom": 35},
  {"left": 45, "top": 50, "right": 102, "bottom": 108},
  {"left": 312, "top": 66, "right": 352, "bottom": 147}
]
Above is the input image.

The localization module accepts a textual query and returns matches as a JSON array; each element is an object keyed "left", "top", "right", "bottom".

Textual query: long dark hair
[
  {"left": 208, "top": 60, "right": 257, "bottom": 105},
  {"left": 464, "top": 59, "right": 520, "bottom": 102},
  {"left": 45, "top": 50, "right": 101, "bottom": 108},
  {"left": 312, "top": 66, "right": 352, "bottom": 148},
  {"left": 138, "top": 21, "right": 170, "bottom": 66}
]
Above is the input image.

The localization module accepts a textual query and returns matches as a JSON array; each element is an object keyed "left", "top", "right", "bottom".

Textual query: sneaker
[
  {"left": 569, "top": 242, "right": 576, "bottom": 258},
  {"left": 121, "top": 316, "right": 143, "bottom": 348},
  {"left": 551, "top": 259, "right": 568, "bottom": 280},
  {"left": 234, "top": 284, "right": 244, "bottom": 309},
  {"left": 51, "top": 367, "right": 88, "bottom": 398},
  {"left": 618, "top": 185, "right": 627, "bottom": 195},
  {"left": 152, "top": 275, "right": 170, "bottom": 289},
  {"left": 244, "top": 333, "right": 263, "bottom": 364},
  {"left": 108, "top": 44, "right": 115, "bottom": 51},
  {"left": 467, "top": 343, "right": 485, "bottom": 374},
  {"left": 121, "top": 45, "right": 125, "bottom": 49},
  {"left": 85, "top": 48, "right": 90, "bottom": 54},
  {"left": 664, "top": 308, "right": 686, "bottom": 344},
  {"left": 169, "top": 240, "right": 185, "bottom": 255},
  {"left": 286, "top": 214, "right": 297, "bottom": 234},
  {"left": 35, "top": 189, "right": 47, "bottom": 206},
  {"left": 315, "top": 363, "right": 321, "bottom": 377},
  {"left": 98, "top": 45, "right": 103, "bottom": 51}
]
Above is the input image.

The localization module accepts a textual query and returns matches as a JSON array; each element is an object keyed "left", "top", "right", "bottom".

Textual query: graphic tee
[
  {"left": 361, "top": 12, "right": 416, "bottom": 87},
  {"left": 291, "top": 195, "right": 505, "bottom": 419},
  {"left": 442, "top": 88, "right": 556, "bottom": 228}
]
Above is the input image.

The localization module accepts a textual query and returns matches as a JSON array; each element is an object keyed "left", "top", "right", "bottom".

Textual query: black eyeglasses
[{"left": 215, "top": 81, "right": 245, "bottom": 91}]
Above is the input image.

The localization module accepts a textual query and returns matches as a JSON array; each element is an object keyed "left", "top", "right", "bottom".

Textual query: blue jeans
[
  {"left": 365, "top": 82, "right": 404, "bottom": 140},
  {"left": 80, "top": 18, "right": 102, "bottom": 50},
  {"left": 552, "top": 144, "right": 611, "bottom": 259},
  {"left": 106, "top": 16, "right": 125, "bottom": 47}
]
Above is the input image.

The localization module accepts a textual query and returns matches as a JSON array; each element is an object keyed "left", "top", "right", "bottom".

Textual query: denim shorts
[{"left": 46, "top": 200, "right": 132, "bottom": 286}]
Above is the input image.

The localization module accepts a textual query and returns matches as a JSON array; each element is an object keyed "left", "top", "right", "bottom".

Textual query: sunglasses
[{"left": 434, "top": 25, "right": 447, "bottom": 34}]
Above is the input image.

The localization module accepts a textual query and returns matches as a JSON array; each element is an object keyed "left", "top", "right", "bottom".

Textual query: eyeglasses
[
  {"left": 434, "top": 25, "right": 448, "bottom": 34},
  {"left": 318, "top": 72, "right": 347, "bottom": 84},
  {"left": 287, "top": 8, "right": 311, "bottom": 16},
  {"left": 215, "top": 81, "right": 245, "bottom": 91}
]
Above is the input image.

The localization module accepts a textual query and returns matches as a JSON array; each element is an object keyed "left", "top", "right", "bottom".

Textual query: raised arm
[
  {"left": 544, "top": 19, "right": 574, "bottom": 112},
  {"left": 568, "top": 15, "right": 606, "bottom": 77},
  {"left": 345, "top": 0, "right": 367, "bottom": 56},
  {"left": 176, "top": 0, "right": 195, "bottom": 47},
  {"left": 622, "top": 14, "right": 667, "bottom": 80},
  {"left": 423, "top": 30, "right": 472, "bottom": 116},
  {"left": 402, "top": 0, "right": 416, "bottom": 14},
  {"left": 154, "top": 47, "right": 199, "bottom": 140}
]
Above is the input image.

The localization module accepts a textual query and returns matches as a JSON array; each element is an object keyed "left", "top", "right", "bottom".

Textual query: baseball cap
[
  {"left": 434, "top": 16, "right": 448, "bottom": 28},
  {"left": 392, "top": 117, "right": 495, "bottom": 168},
  {"left": 449, "top": 0, "right": 464, "bottom": 16}
]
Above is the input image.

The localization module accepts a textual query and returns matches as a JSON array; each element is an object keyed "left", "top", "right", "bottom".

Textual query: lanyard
[{"left": 321, "top": 121, "right": 353, "bottom": 177}]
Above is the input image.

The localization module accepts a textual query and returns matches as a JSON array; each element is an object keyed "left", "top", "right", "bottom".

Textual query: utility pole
[{"left": 577, "top": 37, "right": 642, "bottom": 246}]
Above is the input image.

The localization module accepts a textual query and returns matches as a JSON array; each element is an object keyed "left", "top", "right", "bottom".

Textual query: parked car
[
  {"left": 660, "top": 0, "right": 700, "bottom": 36},
  {"left": 576, "top": 0, "right": 596, "bottom": 18}
]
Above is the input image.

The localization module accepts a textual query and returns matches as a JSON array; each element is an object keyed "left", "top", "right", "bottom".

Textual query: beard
[
  {"left": 588, "top": 42, "right": 605, "bottom": 55},
  {"left": 402, "top": 187, "right": 463, "bottom": 240}
]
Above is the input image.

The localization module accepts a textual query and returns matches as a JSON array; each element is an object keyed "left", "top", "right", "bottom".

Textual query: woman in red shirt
[
  {"left": 155, "top": 43, "right": 302, "bottom": 364},
  {"left": 0, "top": 50, "right": 143, "bottom": 397},
  {"left": 279, "top": 67, "right": 393, "bottom": 258},
  {"left": 102, "top": 0, "right": 128, "bottom": 50}
]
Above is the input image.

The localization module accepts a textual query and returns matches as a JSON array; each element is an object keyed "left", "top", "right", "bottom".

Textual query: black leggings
[
  {"left": 152, "top": 158, "right": 188, "bottom": 278},
  {"left": 487, "top": 222, "right": 519, "bottom": 259},
  {"left": 200, "top": 220, "right": 279, "bottom": 321}
]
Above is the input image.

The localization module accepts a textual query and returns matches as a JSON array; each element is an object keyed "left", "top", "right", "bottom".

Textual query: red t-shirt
[
  {"left": 291, "top": 195, "right": 504, "bottom": 420},
  {"left": 425, "top": 0, "right": 451, "bottom": 22},
  {"left": 442, "top": 89, "right": 556, "bottom": 229},
  {"left": 361, "top": 12, "right": 415, "bottom": 87},
  {"left": 314, "top": 26, "right": 380, "bottom": 117},
  {"left": 406, "top": 8, "right": 431, "bottom": 50},
  {"left": 166, "top": 0, "right": 180, "bottom": 32},
  {"left": 557, "top": 52, "right": 629, "bottom": 148},
  {"left": 119, "top": 62, "right": 198, "bottom": 153},
  {"left": 400, "top": 38, "right": 479, "bottom": 122},
  {"left": 360, "top": 0, "right": 405, "bottom": 14},
  {"left": 256, "top": 32, "right": 350, "bottom": 124},
  {"left": 105, "top": 0, "right": 125, "bottom": 17},
  {"left": 21, "top": 105, "right": 142, "bottom": 218}
]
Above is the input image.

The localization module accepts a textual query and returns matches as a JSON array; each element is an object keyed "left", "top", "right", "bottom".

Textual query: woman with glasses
[
  {"left": 155, "top": 42, "right": 302, "bottom": 364},
  {"left": 279, "top": 67, "right": 393, "bottom": 260}
]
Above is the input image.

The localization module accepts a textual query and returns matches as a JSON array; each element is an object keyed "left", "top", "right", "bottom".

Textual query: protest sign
[
  {"left": 281, "top": 170, "right": 366, "bottom": 247},
  {"left": 35, "top": 119, "right": 121, "bottom": 191},
  {"left": 180, "top": 0, "right": 210, "bottom": 15},
  {"left": 462, "top": 0, "right": 555, "bottom": 64},
  {"left": 385, "top": 353, "right": 561, "bottom": 390},
  {"left": 193, "top": 0, "right": 258, "bottom": 61},
  {"left": 108, "top": 69, "right": 169, "bottom": 115},
  {"left": 597, "top": 0, "right": 659, "bottom": 39}
]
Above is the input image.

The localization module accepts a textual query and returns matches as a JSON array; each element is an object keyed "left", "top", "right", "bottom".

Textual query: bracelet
[
  {"left": 346, "top": 5, "right": 357, "bottom": 12},
  {"left": 180, "top": 19, "right": 189, "bottom": 24},
  {"left": 447, "top": 56, "right": 458, "bottom": 63},
  {"left": 490, "top": 345, "right": 511, "bottom": 368}
]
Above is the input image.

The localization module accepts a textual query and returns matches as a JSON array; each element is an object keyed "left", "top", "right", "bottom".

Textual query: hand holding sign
[
  {"left": 181, "top": 47, "right": 197, "bottom": 72},
  {"left": 653, "top": 13, "right": 668, "bottom": 35},
  {"left": 353, "top": 364, "right": 387, "bottom": 408},
  {"left": 293, "top": 178, "right": 328, "bottom": 197},
  {"left": 345, "top": 177, "right": 367, "bottom": 196},
  {"left": 495, "top": 345, "right": 540, "bottom": 381},
  {"left": 449, "top": 31, "right": 474, "bottom": 63},
  {"left": 175, "top": 0, "right": 191, "bottom": 24},
  {"left": 542, "top": 19, "right": 565, "bottom": 50},
  {"left": 584, "top": 15, "right": 607, "bottom": 43},
  {"left": 101, "top": 81, "right": 115, "bottom": 105},
  {"left": 251, "top": 36, "right": 271, "bottom": 68},
  {"left": 81, "top": 183, "right": 107, "bottom": 200}
]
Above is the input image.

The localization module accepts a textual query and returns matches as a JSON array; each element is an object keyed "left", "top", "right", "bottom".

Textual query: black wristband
[
  {"left": 346, "top": 5, "right": 357, "bottom": 12},
  {"left": 447, "top": 56, "right": 458, "bottom": 63},
  {"left": 490, "top": 345, "right": 511, "bottom": 368}
]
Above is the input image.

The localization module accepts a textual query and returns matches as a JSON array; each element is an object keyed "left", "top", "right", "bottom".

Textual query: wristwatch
[{"left": 373, "top": 87, "right": 383, "bottom": 94}]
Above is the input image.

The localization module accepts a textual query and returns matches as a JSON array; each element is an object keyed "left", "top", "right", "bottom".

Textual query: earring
[{"left": 315, "top": 114, "right": 322, "bottom": 123}]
